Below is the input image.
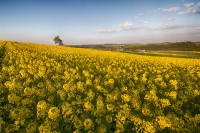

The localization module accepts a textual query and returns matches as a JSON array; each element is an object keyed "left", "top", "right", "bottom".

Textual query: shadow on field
[{"left": 0, "top": 44, "right": 6, "bottom": 69}]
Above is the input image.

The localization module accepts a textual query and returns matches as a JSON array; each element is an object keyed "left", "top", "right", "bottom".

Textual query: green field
[{"left": 130, "top": 51, "right": 200, "bottom": 59}]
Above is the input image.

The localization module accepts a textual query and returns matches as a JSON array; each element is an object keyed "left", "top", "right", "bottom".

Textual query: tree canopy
[{"left": 53, "top": 36, "right": 63, "bottom": 46}]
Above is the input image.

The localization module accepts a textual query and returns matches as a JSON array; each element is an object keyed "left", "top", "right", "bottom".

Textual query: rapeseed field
[{"left": 0, "top": 41, "right": 200, "bottom": 133}]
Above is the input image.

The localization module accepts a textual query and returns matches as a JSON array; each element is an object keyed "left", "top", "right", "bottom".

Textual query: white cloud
[
  {"left": 153, "top": 24, "right": 184, "bottom": 30},
  {"left": 97, "top": 29, "right": 116, "bottom": 33},
  {"left": 177, "top": 6, "right": 200, "bottom": 15},
  {"left": 153, "top": 23, "right": 200, "bottom": 30},
  {"left": 134, "top": 13, "right": 144, "bottom": 19},
  {"left": 137, "top": 19, "right": 143, "bottom": 22},
  {"left": 178, "top": 2, "right": 200, "bottom": 15},
  {"left": 153, "top": 7, "right": 179, "bottom": 12},
  {"left": 143, "top": 21, "right": 149, "bottom": 24},
  {"left": 197, "top": 2, "right": 200, "bottom": 7},
  {"left": 178, "top": 29, "right": 200, "bottom": 35},
  {"left": 184, "top": 3, "right": 194, "bottom": 8},
  {"left": 137, "top": 20, "right": 155, "bottom": 26},
  {"left": 118, "top": 21, "right": 133, "bottom": 30},
  {"left": 138, "top": 13, "right": 144, "bottom": 16},
  {"left": 98, "top": 21, "right": 144, "bottom": 33},
  {"left": 187, "top": 23, "right": 200, "bottom": 28},
  {"left": 162, "top": 17, "right": 178, "bottom": 21},
  {"left": 167, "top": 17, "right": 178, "bottom": 21},
  {"left": 142, "top": 21, "right": 149, "bottom": 27},
  {"left": 177, "top": 9, "right": 197, "bottom": 15}
]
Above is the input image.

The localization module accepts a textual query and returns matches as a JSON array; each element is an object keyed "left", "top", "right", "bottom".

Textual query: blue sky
[{"left": 0, "top": 0, "right": 200, "bottom": 45}]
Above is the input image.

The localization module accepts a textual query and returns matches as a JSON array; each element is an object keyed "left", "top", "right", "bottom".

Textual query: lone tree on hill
[{"left": 53, "top": 36, "right": 64, "bottom": 46}]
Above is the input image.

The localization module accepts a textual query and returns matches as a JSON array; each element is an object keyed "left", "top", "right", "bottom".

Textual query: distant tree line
[
  {"left": 140, "top": 42, "right": 199, "bottom": 51},
  {"left": 123, "top": 42, "right": 200, "bottom": 51},
  {"left": 68, "top": 42, "right": 200, "bottom": 52}
]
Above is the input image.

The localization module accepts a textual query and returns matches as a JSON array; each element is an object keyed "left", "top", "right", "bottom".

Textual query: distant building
[
  {"left": 135, "top": 49, "right": 145, "bottom": 52},
  {"left": 117, "top": 49, "right": 124, "bottom": 51}
]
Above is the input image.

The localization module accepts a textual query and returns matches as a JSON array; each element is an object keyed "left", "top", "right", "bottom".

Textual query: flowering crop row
[{"left": 0, "top": 41, "right": 200, "bottom": 133}]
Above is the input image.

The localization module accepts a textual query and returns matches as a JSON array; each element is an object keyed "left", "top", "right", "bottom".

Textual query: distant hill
[
  {"left": 137, "top": 42, "right": 200, "bottom": 51},
  {"left": 68, "top": 42, "right": 200, "bottom": 52}
]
